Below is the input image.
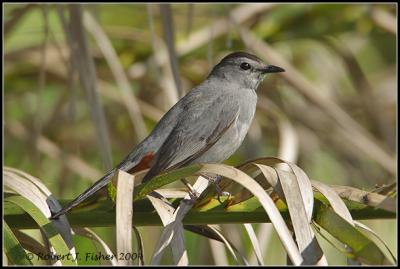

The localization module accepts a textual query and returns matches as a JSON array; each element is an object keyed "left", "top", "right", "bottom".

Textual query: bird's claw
[{"left": 202, "top": 174, "right": 230, "bottom": 204}]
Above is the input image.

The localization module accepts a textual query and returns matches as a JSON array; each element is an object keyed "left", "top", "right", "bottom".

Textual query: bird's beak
[{"left": 260, "top": 65, "right": 285, "bottom": 74}]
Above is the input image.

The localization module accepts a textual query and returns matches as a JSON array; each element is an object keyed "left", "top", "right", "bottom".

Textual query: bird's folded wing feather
[{"left": 142, "top": 96, "right": 240, "bottom": 182}]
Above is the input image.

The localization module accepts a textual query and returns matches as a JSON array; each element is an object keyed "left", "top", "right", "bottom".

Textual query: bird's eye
[{"left": 240, "top": 62, "right": 251, "bottom": 70}]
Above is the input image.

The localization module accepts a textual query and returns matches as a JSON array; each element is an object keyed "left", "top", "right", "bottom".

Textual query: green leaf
[
  {"left": 5, "top": 196, "right": 76, "bottom": 265},
  {"left": 314, "top": 203, "right": 392, "bottom": 265},
  {"left": 3, "top": 220, "right": 32, "bottom": 265},
  {"left": 107, "top": 180, "right": 117, "bottom": 203},
  {"left": 133, "top": 164, "right": 202, "bottom": 201}
]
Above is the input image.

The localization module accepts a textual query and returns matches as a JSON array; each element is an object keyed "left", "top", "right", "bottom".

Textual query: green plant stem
[{"left": 4, "top": 195, "right": 395, "bottom": 229}]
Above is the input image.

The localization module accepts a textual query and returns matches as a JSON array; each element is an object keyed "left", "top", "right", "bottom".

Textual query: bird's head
[{"left": 209, "top": 51, "right": 285, "bottom": 89}]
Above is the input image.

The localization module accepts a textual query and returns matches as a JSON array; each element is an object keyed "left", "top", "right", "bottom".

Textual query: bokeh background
[{"left": 4, "top": 3, "right": 397, "bottom": 265}]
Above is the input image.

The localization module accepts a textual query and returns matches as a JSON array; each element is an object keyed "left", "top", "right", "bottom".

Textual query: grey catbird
[{"left": 51, "top": 51, "right": 284, "bottom": 219}]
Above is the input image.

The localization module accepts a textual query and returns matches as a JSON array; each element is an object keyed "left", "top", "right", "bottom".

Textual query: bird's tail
[{"left": 50, "top": 168, "right": 116, "bottom": 220}]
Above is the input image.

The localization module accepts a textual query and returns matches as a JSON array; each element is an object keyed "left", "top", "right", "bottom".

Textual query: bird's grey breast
[
  {"left": 194, "top": 87, "right": 257, "bottom": 164},
  {"left": 236, "top": 88, "right": 257, "bottom": 137}
]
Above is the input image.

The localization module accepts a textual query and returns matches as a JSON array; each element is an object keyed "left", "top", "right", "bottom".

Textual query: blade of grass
[
  {"left": 249, "top": 223, "right": 273, "bottom": 265},
  {"left": 146, "top": 4, "right": 178, "bottom": 108},
  {"left": 208, "top": 236, "right": 229, "bottom": 265},
  {"left": 150, "top": 176, "right": 209, "bottom": 265},
  {"left": 115, "top": 170, "right": 135, "bottom": 265},
  {"left": 4, "top": 4, "right": 34, "bottom": 37},
  {"left": 147, "top": 192, "right": 188, "bottom": 265},
  {"left": 32, "top": 5, "right": 49, "bottom": 170},
  {"left": 83, "top": 11, "right": 148, "bottom": 140},
  {"left": 160, "top": 4, "right": 183, "bottom": 98},
  {"left": 132, "top": 227, "right": 145, "bottom": 265},
  {"left": 185, "top": 4, "right": 194, "bottom": 37},
  {"left": 4, "top": 220, "right": 33, "bottom": 265},
  {"left": 325, "top": 37, "right": 394, "bottom": 148},
  {"left": 13, "top": 230, "right": 48, "bottom": 258},
  {"left": 207, "top": 225, "right": 247, "bottom": 265},
  {"left": 5, "top": 121, "right": 102, "bottom": 181},
  {"left": 133, "top": 164, "right": 203, "bottom": 201},
  {"left": 312, "top": 180, "right": 354, "bottom": 224},
  {"left": 331, "top": 185, "right": 396, "bottom": 213},
  {"left": 4, "top": 167, "right": 75, "bottom": 257},
  {"left": 353, "top": 221, "right": 397, "bottom": 264},
  {"left": 256, "top": 163, "right": 326, "bottom": 265},
  {"left": 315, "top": 204, "right": 392, "bottom": 265},
  {"left": 127, "top": 4, "right": 277, "bottom": 81},
  {"left": 6, "top": 196, "right": 76, "bottom": 265},
  {"left": 73, "top": 227, "right": 117, "bottom": 266},
  {"left": 371, "top": 7, "right": 396, "bottom": 34},
  {"left": 243, "top": 223, "right": 264, "bottom": 265},
  {"left": 186, "top": 224, "right": 248, "bottom": 265},
  {"left": 60, "top": 4, "right": 113, "bottom": 169},
  {"left": 4, "top": 171, "right": 50, "bottom": 215}
]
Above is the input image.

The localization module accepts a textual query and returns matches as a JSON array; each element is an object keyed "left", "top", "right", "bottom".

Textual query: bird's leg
[
  {"left": 180, "top": 178, "right": 200, "bottom": 200},
  {"left": 201, "top": 174, "right": 230, "bottom": 204}
]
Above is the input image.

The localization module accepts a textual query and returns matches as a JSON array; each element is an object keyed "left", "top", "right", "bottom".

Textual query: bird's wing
[{"left": 142, "top": 96, "right": 239, "bottom": 182}]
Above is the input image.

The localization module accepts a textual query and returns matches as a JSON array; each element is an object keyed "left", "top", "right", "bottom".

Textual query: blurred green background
[{"left": 4, "top": 3, "right": 396, "bottom": 265}]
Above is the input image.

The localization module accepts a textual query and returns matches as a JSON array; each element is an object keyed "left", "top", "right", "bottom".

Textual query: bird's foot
[{"left": 202, "top": 174, "right": 231, "bottom": 204}]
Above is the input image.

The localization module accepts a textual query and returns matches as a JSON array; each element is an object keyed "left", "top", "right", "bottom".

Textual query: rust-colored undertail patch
[{"left": 127, "top": 151, "right": 155, "bottom": 174}]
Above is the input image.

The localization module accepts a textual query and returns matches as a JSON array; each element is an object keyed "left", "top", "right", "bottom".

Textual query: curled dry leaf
[
  {"left": 5, "top": 196, "right": 75, "bottom": 265},
  {"left": 149, "top": 176, "right": 210, "bottom": 265},
  {"left": 312, "top": 180, "right": 354, "bottom": 225},
  {"left": 331, "top": 185, "right": 396, "bottom": 213},
  {"left": 195, "top": 163, "right": 303, "bottom": 265},
  {"left": 256, "top": 164, "right": 326, "bottom": 265},
  {"left": 3, "top": 167, "right": 75, "bottom": 261},
  {"left": 147, "top": 191, "right": 188, "bottom": 265}
]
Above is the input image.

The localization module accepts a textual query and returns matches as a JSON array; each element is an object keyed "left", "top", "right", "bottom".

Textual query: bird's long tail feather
[{"left": 50, "top": 168, "right": 115, "bottom": 220}]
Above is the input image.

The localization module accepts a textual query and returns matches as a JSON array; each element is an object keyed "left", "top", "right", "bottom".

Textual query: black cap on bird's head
[
  {"left": 209, "top": 51, "right": 284, "bottom": 89},
  {"left": 220, "top": 51, "right": 264, "bottom": 64}
]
